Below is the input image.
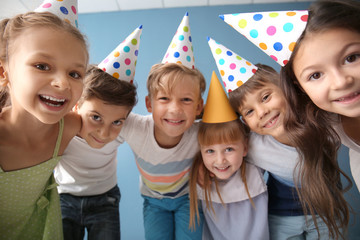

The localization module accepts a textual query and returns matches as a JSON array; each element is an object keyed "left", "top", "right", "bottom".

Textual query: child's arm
[{"left": 58, "top": 111, "right": 82, "bottom": 155}]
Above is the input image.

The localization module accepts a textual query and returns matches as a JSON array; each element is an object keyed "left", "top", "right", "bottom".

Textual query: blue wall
[{"left": 79, "top": 2, "right": 360, "bottom": 239}]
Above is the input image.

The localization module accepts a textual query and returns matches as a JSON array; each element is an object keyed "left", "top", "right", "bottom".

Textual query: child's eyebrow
[{"left": 89, "top": 110, "right": 103, "bottom": 116}]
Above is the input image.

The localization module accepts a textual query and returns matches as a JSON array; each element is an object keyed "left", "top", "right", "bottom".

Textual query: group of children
[{"left": 0, "top": 0, "right": 359, "bottom": 240}]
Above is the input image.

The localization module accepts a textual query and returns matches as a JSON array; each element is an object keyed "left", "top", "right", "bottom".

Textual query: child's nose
[
  {"left": 256, "top": 107, "right": 269, "bottom": 120},
  {"left": 331, "top": 69, "right": 354, "bottom": 90},
  {"left": 51, "top": 74, "right": 70, "bottom": 90},
  {"left": 169, "top": 100, "right": 181, "bottom": 113},
  {"left": 98, "top": 126, "right": 110, "bottom": 138},
  {"left": 216, "top": 152, "right": 226, "bottom": 164}
]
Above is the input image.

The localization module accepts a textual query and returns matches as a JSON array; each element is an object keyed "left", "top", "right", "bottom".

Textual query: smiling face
[
  {"left": 201, "top": 140, "right": 247, "bottom": 180},
  {"left": 293, "top": 28, "right": 360, "bottom": 118},
  {"left": 76, "top": 97, "right": 131, "bottom": 148},
  {"left": 239, "top": 82, "right": 288, "bottom": 144},
  {"left": 3, "top": 26, "right": 87, "bottom": 124},
  {"left": 146, "top": 74, "right": 203, "bottom": 148}
]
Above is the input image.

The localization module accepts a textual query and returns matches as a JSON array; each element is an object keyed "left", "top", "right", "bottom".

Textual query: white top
[
  {"left": 54, "top": 136, "right": 121, "bottom": 196},
  {"left": 246, "top": 132, "right": 300, "bottom": 187},
  {"left": 198, "top": 164, "right": 269, "bottom": 240},
  {"left": 118, "top": 113, "right": 199, "bottom": 199},
  {"left": 334, "top": 122, "right": 360, "bottom": 192}
]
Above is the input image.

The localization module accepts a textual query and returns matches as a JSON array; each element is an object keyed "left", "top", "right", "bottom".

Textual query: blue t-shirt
[{"left": 267, "top": 173, "right": 303, "bottom": 216}]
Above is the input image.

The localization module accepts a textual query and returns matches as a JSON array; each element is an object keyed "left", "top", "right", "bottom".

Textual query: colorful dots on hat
[
  {"left": 208, "top": 37, "right": 257, "bottom": 93},
  {"left": 220, "top": 10, "right": 308, "bottom": 66},
  {"left": 35, "top": 0, "right": 78, "bottom": 28},
  {"left": 162, "top": 12, "right": 195, "bottom": 69},
  {"left": 98, "top": 25, "right": 143, "bottom": 83}
]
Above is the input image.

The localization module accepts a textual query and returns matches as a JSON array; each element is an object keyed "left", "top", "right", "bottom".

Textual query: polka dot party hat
[
  {"left": 202, "top": 71, "right": 238, "bottom": 123},
  {"left": 162, "top": 12, "right": 195, "bottom": 69},
  {"left": 35, "top": 0, "right": 78, "bottom": 28},
  {"left": 220, "top": 10, "right": 308, "bottom": 66},
  {"left": 98, "top": 25, "right": 143, "bottom": 84},
  {"left": 208, "top": 37, "right": 257, "bottom": 93}
]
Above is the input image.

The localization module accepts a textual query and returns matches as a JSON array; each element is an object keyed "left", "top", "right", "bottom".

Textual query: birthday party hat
[
  {"left": 35, "top": 0, "right": 78, "bottom": 28},
  {"left": 202, "top": 71, "right": 238, "bottom": 123},
  {"left": 162, "top": 12, "right": 195, "bottom": 69},
  {"left": 220, "top": 10, "right": 308, "bottom": 66},
  {"left": 208, "top": 37, "right": 257, "bottom": 93},
  {"left": 98, "top": 25, "right": 143, "bottom": 84}
]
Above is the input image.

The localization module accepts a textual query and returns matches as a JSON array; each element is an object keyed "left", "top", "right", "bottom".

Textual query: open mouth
[
  {"left": 263, "top": 114, "right": 279, "bottom": 128},
  {"left": 215, "top": 166, "right": 230, "bottom": 172},
  {"left": 165, "top": 119, "right": 184, "bottom": 124},
  {"left": 334, "top": 91, "right": 360, "bottom": 103},
  {"left": 39, "top": 94, "right": 66, "bottom": 107}
]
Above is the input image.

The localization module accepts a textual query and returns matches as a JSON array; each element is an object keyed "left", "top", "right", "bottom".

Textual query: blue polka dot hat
[
  {"left": 35, "top": 0, "right": 78, "bottom": 28},
  {"left": 162, "top": 12, "right": 195, "bottom": 69},
  {"left": 219, "top": 10, "right": 308, "bottom": 66},
  {"left": 208, "top": 37, "right": 257, "bottom": 93},
  {"left": 98, "top": 25, "right": 143, "bottom": 84}
]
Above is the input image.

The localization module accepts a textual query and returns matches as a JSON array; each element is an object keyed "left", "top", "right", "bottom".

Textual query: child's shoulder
[{"left": 58, "top": 112, "right": 82, "bottom": 155}]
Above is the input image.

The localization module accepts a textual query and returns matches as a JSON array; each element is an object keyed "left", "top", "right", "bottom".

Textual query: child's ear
[
  {"left": 243, "top": 140, "right": 248, "bottom": 157},
  {"left": 0, "top": 61, "right": 9, "bottom": 87},
  {"left": 196, "top": 98, "right": 204, "bottom": 116},
  {"left": 145, "top": 95, "right": 152, "bottom": 113}
]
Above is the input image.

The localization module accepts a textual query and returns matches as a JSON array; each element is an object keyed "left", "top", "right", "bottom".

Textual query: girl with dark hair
[{"left": 281, "top": 0, "right": 360, "bottom": 192}]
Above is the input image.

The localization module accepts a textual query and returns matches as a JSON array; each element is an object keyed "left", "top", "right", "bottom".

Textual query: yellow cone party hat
[
  {"left": 202, "top": 72, "right": 238, "bottom": 123},
  {"left": 35, "top": 0, "right": 78, "bottom": 28}
]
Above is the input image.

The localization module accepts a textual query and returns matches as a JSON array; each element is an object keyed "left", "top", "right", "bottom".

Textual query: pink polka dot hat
[
  {"left": 220, "top": 10, "right": 308, "bottom": 66},
  {"left": 98, "top": 25, "right": 143, "bottom": 84},
  {"left": 208, "top": 37, "right": 257, "bottom": 93},
  {"left": 162, "top": 12, "right": 195, "bottom": 69},
  {"left": 35, "top": 0, "right": 78, "bottom": 28}
]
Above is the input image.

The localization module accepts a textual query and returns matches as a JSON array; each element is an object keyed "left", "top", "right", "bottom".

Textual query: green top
[{"left": 0, "top": 118, "right": 64, "bottom": 240}]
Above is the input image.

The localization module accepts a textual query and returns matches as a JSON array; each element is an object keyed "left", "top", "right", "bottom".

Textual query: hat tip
[
  {"left": 219, "top": 15, "right": 224, "bottom": 21},
  {"left": 207, "top": 36, "right": 210, "bottom": 42},
  {"left": 185, "top": 12, "right": 189, "bottom": 16},
  {"left": 138, "top": 25, "right": 143, "bottom": 29}
]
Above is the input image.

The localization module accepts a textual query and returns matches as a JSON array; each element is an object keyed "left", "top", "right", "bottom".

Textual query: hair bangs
[{"left": 198, "top": 120, "right": 248, "bottom": 146}]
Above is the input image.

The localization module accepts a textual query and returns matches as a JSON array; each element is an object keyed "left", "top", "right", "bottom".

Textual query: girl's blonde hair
[
  {"left": 0, "top": 11, "right": 89, "bottom": 112},
  {"left": 189, "top": 119, "right": 251, "bottom": 230}
]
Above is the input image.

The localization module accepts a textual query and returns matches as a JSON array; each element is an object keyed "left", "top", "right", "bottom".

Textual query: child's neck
[
  {"left": 341, "top": 115, "right": 360, "bottom": 145},
  {"left": 153, "top": 127, "right": 183, "bottom": 149},
  {"left": 4, "top": 106, "right": 55, "bottom": 137}
]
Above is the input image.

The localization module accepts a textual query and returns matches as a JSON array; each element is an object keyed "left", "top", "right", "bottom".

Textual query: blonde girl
[{"left": 0, "top": 12, "right": 88, "bottom": 239}]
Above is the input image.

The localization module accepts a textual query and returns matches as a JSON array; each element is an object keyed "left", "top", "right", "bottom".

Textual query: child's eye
[
  {"left": 225, "top": 147, "right": 234, "bottom": 152},
  {"left": 158, "top": 97, "right": 169, "bottom": 101},
  {"left": 309, "top": 72, "right": 322, "bottom": 81},
  {"left": 182, "top": 98, "right": 193, "bottom": 103},
  {"left": 345, "top": 54, "right": 360, "bottom": 64},
  {"left": 262, "top": 94, "right": 270, "bottom": 102},
  {"left": 244, "top": 109, "right": 253, "bottom": 117},
  {"left": 35, "top": 63, "right": 50, "bottom": 71},
  {"left": 113, "top": 120, "right": 123, "bottom": 126},
  {"left": 69, "top": 71, "right": 82, "bottom": 80},
  {"left": 91, "top": 115, "right": 101, "bottom": 122},
  {"left": 205, "top": 149, "right": 214, "bottom": 154}
]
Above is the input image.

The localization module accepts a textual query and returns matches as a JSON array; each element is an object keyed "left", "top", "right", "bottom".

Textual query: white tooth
[
  {"left": 44, "top": 102, "right": 61, "bottom": 107},
  {"left": 168, "top": 120, "right": 181, "bottom": 123},
  {"left": 41, "top": 95, "right": 65, "bottom": 102}
]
